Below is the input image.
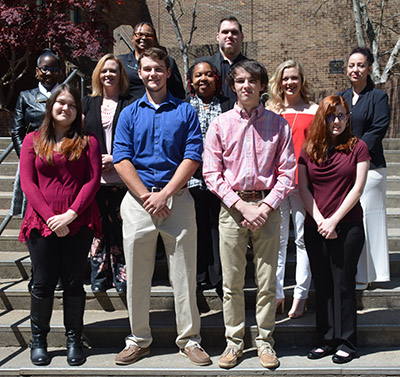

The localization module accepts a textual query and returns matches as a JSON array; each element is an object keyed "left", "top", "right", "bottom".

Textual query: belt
[
  {"left": 146, "top": 184, "right": 187, "bottom": 193},
  {"left": 236, "top": 190, "right": 270, "bottom": 202},
  {"left": 147, "top": 186, "right": 164, "bottom": 192}
]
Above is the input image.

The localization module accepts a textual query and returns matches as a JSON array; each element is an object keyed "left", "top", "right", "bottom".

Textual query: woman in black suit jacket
[{"left": 83, "top": 53, "right": 134, "bottom": 293}]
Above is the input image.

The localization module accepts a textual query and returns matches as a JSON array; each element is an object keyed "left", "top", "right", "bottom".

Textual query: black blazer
[
  {"left": 118, "top": 52, "right": 185, "bottom": 101},
  {"left": 337, "top": 83, "right": 390, "bottom": 169},
  {"left": 82, "top": 95, "right": 134, "bottom": 154},
  {"left": 11, "top": 87, "right": 48, "bottom": 156}
]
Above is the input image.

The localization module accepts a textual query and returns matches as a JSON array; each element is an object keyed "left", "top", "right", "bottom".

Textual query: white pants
[
  {"left": 276, "top": 189, "right": 311, "bottom": 300},
  {"left": 356, "top": 168, "right": 390, "bottom": 283}
]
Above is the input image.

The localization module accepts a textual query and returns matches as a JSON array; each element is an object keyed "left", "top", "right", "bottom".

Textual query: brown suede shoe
[
  {"left": 218, "top": 347, "right": 243, "bottom": 369},
  {"left": 179, "top": 344, "right": 211, "bottom": 366},
  {"left": 115, "top": 345, "right": 150, "bottom": 365},
  {"left": 258, "top": 344, "right": 280, "bottom": 369}
]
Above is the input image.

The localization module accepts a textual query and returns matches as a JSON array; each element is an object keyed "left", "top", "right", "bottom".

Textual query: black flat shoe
[
  {"left": 332, "top": 352, "right": 355, "bottom": 364},
  {"left": 307, "top": 346, "right": 334, "bottom": 359}
]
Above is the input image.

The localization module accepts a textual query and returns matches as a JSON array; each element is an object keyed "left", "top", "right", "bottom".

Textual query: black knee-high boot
[
  {"left": 63, "top": 294, "right": 86, "bottom": 366},
  {"left": 30, "top": 293, "right": 53, "bottom": 365}
]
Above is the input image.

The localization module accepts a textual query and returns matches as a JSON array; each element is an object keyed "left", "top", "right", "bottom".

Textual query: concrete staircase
[{"left": 0, "top": 136, "right": 400, "bottom": 376}]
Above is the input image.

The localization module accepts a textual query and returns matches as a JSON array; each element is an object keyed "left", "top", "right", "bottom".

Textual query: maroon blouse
[
  {"left": 19, "top": 131, "right": 102, "bottom": 242},
  {"left": 298, "top": 139, "right": 370, "bottom": 226}
]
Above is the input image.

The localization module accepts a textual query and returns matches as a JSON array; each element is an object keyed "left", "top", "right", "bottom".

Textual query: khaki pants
[
  {"left": 219, "top": 202, "right": 280, "bottom": 350},
  {"left": 121, "top": 189, "right": 201, "bottom": 349}
]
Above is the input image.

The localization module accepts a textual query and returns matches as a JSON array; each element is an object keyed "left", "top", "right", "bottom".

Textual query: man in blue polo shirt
[{"left": 113, "top": 47, "right": 211, "bottom": 367}]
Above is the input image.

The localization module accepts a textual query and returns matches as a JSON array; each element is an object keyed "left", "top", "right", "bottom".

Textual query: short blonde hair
[
  {"left": 266, "top": 60, "right": 312, "bottom": 114},
  {"left": 91, "top": 53, "right": 129, "bottom": 97}
]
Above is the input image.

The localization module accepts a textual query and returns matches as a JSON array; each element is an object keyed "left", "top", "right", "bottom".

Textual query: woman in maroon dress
[{"left": 19, "top": 83, "right": 101, "bottom": 366}]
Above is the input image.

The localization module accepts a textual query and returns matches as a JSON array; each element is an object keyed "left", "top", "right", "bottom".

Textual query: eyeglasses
[
  {"left": 134, "top": 32, "right": 154, "bottom": 39},
  {"left": 38, "top": 66, "right": 60, "bottom": 74},
  {"left": 326, "top": 113, "right": 347, "bottom": 123}
]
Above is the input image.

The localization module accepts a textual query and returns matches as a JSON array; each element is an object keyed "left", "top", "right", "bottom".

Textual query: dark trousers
[
  {"left": 189, "top": 187, "right": 222, "bottom": 287},
  {"left": 90, "top": 186, "right": 127, "bottom": 288},
  {"left": 305, "top": 222, "right": 364, "bottom": 354},
  {"left": 27, "top": 227, "right": 94, "bottom": 298}
]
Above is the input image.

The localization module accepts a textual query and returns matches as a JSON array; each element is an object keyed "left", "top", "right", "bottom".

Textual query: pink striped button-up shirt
[{"left": 203, "top": 102, "right": 296, "bottom": 209}]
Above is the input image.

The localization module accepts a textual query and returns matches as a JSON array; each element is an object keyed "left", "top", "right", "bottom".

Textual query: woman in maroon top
[
  {"left": 19, "top": 84, "right": 101, "bottom": 367},
  {"left": 298, "top": 95, "right": 370, "bottom": 364}
]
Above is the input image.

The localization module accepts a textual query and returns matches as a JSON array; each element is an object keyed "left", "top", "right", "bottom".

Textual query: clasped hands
[
  {"left": 102, "top": 154, "right": 114, "bottom": 172},
  {"left": 141, "top": 191, "right": 171, "bottom": 218},
  {"left": 317, "top": 217, "right": 338, "bottom": 239},
  {"left": 46, "top": 209, "right": 78, "bottom": 237},
  {"left": 236, "top": 200, "right": 271, "bottom": 231}
]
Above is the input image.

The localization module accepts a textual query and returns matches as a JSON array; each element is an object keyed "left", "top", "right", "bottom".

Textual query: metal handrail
[{"left": 119, "top": 32, "right": 134, "bottom": 52}]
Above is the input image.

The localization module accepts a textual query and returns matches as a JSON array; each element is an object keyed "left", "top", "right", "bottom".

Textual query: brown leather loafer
[
  {"left": 180, "top": 344, "right": 211, "bottom": 366},
  {"left": 218, "top": 347, "right": 243, "bottom": 369},
  {"left": 258, "top": 344, "right": 280, "bottom": 369},
  {"left": 115, "top": 345, "right": 150, "bottom": 365}
]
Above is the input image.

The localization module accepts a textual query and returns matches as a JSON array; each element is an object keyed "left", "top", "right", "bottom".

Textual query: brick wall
[{"left": 118, "top": 0, "right": 399, "bottom": 96}]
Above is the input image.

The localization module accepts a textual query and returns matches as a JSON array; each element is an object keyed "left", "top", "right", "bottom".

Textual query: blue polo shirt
[{"left": 113, "top": 92, "right": 203, "bottom": 188}]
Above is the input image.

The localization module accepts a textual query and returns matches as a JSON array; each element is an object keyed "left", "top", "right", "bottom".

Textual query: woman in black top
[
  {"left": 10, "top": 49, "right": 61, "bottom": 217},
  {"left": 118, "top": 21, "right": 185, "bottom": 100},
  {"left": 83, "top": 53, "right": 133, "bottom": 293},
  {"left": 337, "top": 46, "right": 390, "bottom": 289}
]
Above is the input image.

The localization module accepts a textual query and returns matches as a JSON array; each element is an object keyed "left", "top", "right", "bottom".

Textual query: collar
[
  {"left": 219, "top": 52, "right": 245, "bottom": 65},
  {"left": 234, "top": 101, "right": 264, "bottom": 119},
  {"left": 38, "top": 82, "right": 57, "bottom": 98},
  {"left": 138, "top": 92, "right": 179, "bottom": 109}
]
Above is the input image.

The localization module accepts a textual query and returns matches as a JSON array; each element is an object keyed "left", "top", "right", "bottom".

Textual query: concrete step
[
  {"left": 1, "top": 307, "right": 400, "bottom": 349},
  {"left": 0, "top": 161, "right": 18, "bottom": 175},
  {"left": 387, "top": 162, "right": 400, "bottom": 176},
  {"left": 0, "top": 214, "right": 22, "bottom": 230},
  {"left": 2, "top": 275, "right": 400, "bottom": 312},
  {"left": 387, "top": 208, "right": 400, "bottom": 228},
  {"left": 0, "top": 176, "right": 15, "bottom": 192},
  {"left": 387, "top": 191, "right": 400, "bottom": 208},
  {"left": 0, "top": 192, "right": 12, "bottom": 211},
  {"left": 0, "top": 346, "right": 399, "bottom": 377},
  {"left": 384, "top": 149, "right": 400, "bottom": 163},
  {"left": 383, "top": 138, "right": 400, "bottom": 150},
  {"left": 387, "top": 176, "right": 400, "bottom": 192}
]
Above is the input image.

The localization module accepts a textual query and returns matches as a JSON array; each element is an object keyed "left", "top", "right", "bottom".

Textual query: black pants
[
  {"left": 189, "top": 187, "right": 222, "bottom": 287},
  {"left": 27, "top": 227, "right": 94, "bottom": 298},
  {"left": 90, "top": 186, "right": 126, "bottom": 288},
  {"left": 305, "top": 222, "right": 364, "bottom": 354}
]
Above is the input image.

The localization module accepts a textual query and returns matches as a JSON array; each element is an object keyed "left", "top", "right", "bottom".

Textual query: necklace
[{"left": 283, "top": 111, "right": 299, "bottom": 129}]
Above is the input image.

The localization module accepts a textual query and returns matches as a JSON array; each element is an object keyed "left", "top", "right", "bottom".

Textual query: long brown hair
[
  {"left": 304, "top": 95, "right": 357, "bottom": 163},
  {"left": 34, "top": 83, "right": 88, "bottom": 165}
]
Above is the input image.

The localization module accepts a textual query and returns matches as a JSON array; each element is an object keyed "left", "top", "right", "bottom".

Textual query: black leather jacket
[{"left": 11, "top": 87, "right": 48, "bottom": 157}]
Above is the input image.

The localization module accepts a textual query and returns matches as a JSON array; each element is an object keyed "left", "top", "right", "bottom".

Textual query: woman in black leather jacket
[
  {"left": 12, "top": 49, "right": 61, "bottom": 157},
  {"left": 10, "top": 49, "right": 61, "bottom": 219}
]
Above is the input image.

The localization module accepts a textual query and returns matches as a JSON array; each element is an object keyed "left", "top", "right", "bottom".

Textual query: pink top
[
  {"left": 19, "top": 131, "right": 102, "bottom": 242},
  {"left": 282, "top": 112, "right": 314, "bottom": 184},
  {"left": 203, "top": 102, "right": 296, "bottom": 209}
]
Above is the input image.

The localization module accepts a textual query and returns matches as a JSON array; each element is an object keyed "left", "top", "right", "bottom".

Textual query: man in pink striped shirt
[{"left": 203, "top": 59, "right": 296, "bottom": 370}]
